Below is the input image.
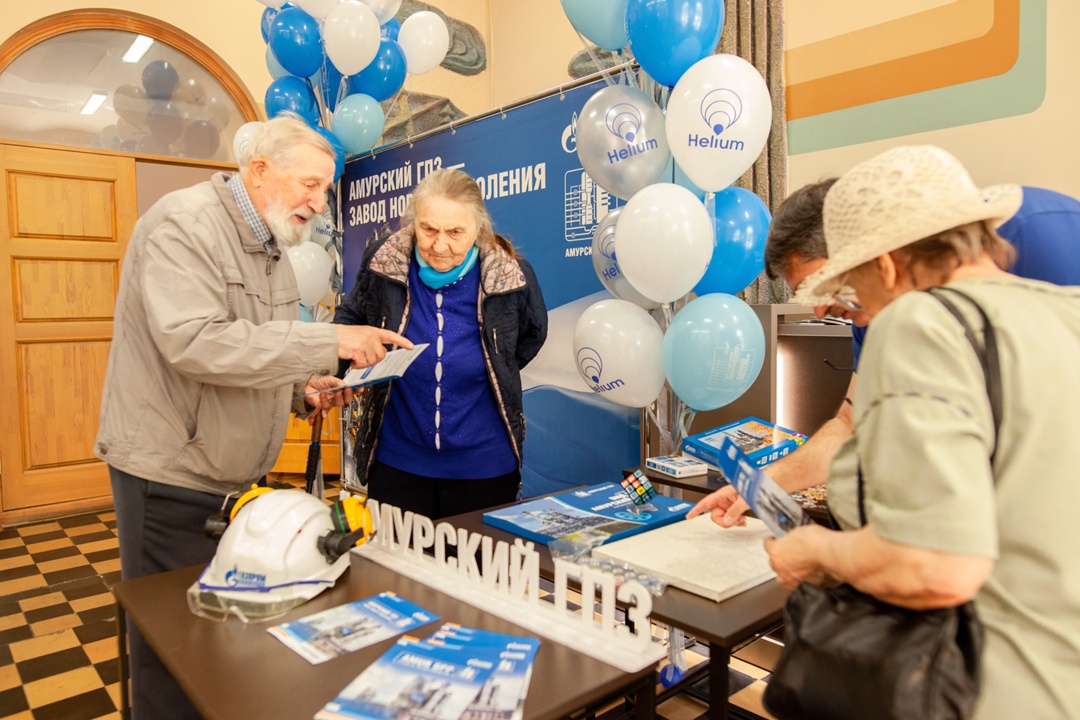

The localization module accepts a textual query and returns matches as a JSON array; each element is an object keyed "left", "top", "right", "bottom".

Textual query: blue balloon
[
  {"left": 141, "top": 60, "right": 179, "bottom": 100},
  {"left": 693, "top": 187, "right": 770, "bottom": 296},
  {"left": 332, "top": 93, "right": 385, "bottom": 154},
  {"left": 662, "top": 293, "right": 765, "bottom": 411},
  {"left": 381, "top": 18, "right": 400, "bottom": 41},
  {"left": 314, "top": 126, "right": 346, "bottom": 182},
  {"left": 268, "top": 7, "right": 323, "bottom": 79},
  {"left": 260, "top": 7, "right": 276, "bottom": 44},
  {"left": 264, "top": 75, "right": 319, "bottom": 126},
  {"left": 560, "top": 0, "right": 630, "bottom": 51},
  {"left": 299, "top": 305, "right": 314, "bottom": 322},
  {"left": 265, "top": 45, "right": 290, "bottom": 80},
  {"left": 626, "top": 0, "right": 724, "bottom": 87},
  {"left": 348, "top": 39, "right": 407, "bottom": 102}
]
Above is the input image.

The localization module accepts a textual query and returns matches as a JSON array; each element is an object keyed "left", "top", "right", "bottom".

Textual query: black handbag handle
[{"left": 850, "top": 287, "right": 1003, "bottom": 528}]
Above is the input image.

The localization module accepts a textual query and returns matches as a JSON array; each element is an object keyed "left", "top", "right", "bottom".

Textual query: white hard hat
[{"left": 187, "top": 489, "right": 349, "bottom": 623}]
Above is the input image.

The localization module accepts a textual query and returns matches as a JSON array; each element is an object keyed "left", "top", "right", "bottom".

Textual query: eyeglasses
[{"left": 832, "top": 284, "right": 863, "bottom": 312}]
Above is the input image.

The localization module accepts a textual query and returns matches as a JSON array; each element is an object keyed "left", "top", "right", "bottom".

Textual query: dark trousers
[
  {"left": 367, "top": 460, "right": 520, "bottom": 520},
  {"left": 110, "top": 467, "right": 230, "bottom": 720}
]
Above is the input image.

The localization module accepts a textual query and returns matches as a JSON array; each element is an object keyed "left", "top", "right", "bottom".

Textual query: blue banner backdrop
[{"left": 340, "top": 80, "right": 640, "bottom": 497}]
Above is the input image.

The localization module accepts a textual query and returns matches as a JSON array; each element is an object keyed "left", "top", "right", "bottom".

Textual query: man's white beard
[{"left": 264, "top": 199, "right": 316, "bottom": 248}]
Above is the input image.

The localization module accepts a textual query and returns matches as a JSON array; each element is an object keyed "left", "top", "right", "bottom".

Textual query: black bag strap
[{"left": 851, "top": 287, "right": 1003, "bottom": 527}]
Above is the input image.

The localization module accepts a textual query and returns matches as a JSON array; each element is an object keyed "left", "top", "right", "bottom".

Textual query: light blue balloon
[
  {"left": 332, "top": 93, "right": 385, "bottom": 154},
  {"left": 693, "top": 187, "right": 770, "bottom": 296},
  {"left": 661, "top": 293, "right": 765, "bottom": 411},
  {"left": 268, "top": 7, "right": 323, "bottom": 79},
  {"left": 299, "top": 305, "right": 314, "bottom": 321},
  {"left": 560, "top": 0, "right": 630, "bottom": 51},
  {"left": 627, "top": 0, "right": 724, "bottom": 87},
  {"left": 265, "top": 45, "right": 289, "bottom": 80}
]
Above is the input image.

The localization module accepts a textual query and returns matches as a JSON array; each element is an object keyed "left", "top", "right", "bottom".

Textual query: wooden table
[{"left": 113, "top": 555, "right": 656, "bottom": 720}]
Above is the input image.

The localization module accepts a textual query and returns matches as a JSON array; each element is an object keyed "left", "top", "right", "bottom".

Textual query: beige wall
[{"left": 490, "top": 0, "right": 582, "bottom": 108}]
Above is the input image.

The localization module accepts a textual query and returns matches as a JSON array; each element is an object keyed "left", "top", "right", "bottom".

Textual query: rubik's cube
[{"left": 620, "top": 469, "right": 657, "bottom": 506}]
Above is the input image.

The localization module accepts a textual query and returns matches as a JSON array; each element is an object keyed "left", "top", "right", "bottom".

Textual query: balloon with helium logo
[
  {"left": 576, "top": 84, "right": 670, "bottom": 201},
  {"left": 662, "top": 293, "right": 764, "bottom": 410},
  {"left": 573, "top": 299, "right": 665, "bottom": 408}
]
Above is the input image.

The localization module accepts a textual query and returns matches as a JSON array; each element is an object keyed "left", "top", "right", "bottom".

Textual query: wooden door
[{"left": 0, "top": 143, "right": 137, "bottom": 524}]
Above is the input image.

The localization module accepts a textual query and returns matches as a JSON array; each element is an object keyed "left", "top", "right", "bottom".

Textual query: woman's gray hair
[
  {"left": 403, "top": 168, "right": 517, "bottom": 256},
  {"left": 866, "top": 220, "right": 1017, "bottom": 287},
  {"left": 239, "top": 112, "right": 333, "bottom": 169}
]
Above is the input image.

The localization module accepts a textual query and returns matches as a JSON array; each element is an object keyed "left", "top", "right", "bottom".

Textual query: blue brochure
[{"left": 712, "top": 436, "right": 812, "bottom": 537}]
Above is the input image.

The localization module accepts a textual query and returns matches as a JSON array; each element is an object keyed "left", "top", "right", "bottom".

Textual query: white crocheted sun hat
[{"left": 795, "top": 145, "right": 1022, "bottom": 306}]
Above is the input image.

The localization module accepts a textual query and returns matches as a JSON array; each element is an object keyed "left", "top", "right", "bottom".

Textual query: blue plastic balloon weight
[
  {"left": 348, "top": 39, "right": 407, "bottom": 103},
  {"left": 268, "top": 7, "right": 324, "bottom": 79},
  {"left": 693, "top": 187, "right": 771, "bottom": 296},
  {"left": 332, "top": 93, "right": 385, "bottom": 154},
  {"left": 264, "top": 75, "right": 319, "bottom": 126},
  {"left": 661, "top": 293, "right": 765, "bottom": 411},
  {"left": 626, "top": 0, "right": 724, "bottom": 87},
  {"left": 659, "top": 663, "right": 685, "bottom": 688},
  {"left": 314, "top": 126, "right": 346, "bottom": 182}
]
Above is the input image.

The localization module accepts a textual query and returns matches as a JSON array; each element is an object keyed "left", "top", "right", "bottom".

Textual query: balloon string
[
  {"left": 646, "top": 404, "right": 674, "bottom": 456},
  {"left": 678, "top": 406, "right": 697, "bottom": 445},
  {"left": 574, "top": 28, "right": 616, "bottom": 87}
]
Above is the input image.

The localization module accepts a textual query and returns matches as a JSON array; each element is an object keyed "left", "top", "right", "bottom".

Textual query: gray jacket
[{"left": 94, "top": 173, "right": 339, "bottom": 496}]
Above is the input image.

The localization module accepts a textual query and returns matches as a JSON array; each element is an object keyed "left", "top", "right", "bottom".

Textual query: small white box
[{"left": 645, "top": 455, "right": 710, "bottom": 478}]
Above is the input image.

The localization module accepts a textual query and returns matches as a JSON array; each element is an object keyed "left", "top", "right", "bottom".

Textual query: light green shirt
[{"left": 827, "top": 277, "right": 1080, "bottom": 720}]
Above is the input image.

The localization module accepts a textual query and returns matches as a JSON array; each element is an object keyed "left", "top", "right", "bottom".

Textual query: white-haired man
[{"left": 95, "top": 114, "right": 409, "bottom": 720}]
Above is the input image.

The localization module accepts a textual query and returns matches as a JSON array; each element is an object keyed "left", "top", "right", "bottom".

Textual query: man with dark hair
[{"left": 690, "top": 181, "right": 1080, "bottom": 527}]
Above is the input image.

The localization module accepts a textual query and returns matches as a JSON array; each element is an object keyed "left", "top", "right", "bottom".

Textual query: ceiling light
[
  {"left": 122, "top": 35, "right": 154, "bottom": 63},
  {"left": 80, "top": 93, "right": 107, "bottom": 115}
]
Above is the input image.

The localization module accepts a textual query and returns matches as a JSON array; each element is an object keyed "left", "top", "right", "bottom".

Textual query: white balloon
[
  {"left": 664, "top": 53, "right": 773, "bottom": 192},
  {"left": 256, "top": 0, "right": 286, "bottom": 8},
  {"left": 324, "top": 0, "right": 381, "bottom": 76},
  {"left": 591, "top": 209, "right": 660, "bottom": 310},
  {"left": 617, "top": 184, "right": 713, "bottom": 303},
  {"left": 398, "top": 11, "right": 450, "bottom": 75},
  {"left": 573, "top": 299, "right": 666, "bottom": 408},
  {"left": 287, "top": 243, "right": 334, "bottom": 307},
  {"left": 295, "top": 0, "right": 340, "bottom": 19},
  {"left": 231, "top": 121, "right": 262, "bottom": 165},
  {"left": 360, "top": 0, "right": 402, "bottom": 25}
]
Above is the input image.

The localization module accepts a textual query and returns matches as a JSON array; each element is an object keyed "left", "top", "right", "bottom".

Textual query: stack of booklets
[
  {"left": 315, "top": 625, "right": 540, "bottom": 720},
  {"left": 682, "top": 416, "right": 808, "bottom": 469},
  {"left": 267, "top": 591, "right": 439, "bottom": 664},
  {"left": 482, "top": 482, "right": 693, "bottom": 546}
]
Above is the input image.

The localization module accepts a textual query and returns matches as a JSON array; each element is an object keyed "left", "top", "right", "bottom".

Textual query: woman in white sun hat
[{"left": 764, "top": 145, "right": 1080, "bottom": 719}]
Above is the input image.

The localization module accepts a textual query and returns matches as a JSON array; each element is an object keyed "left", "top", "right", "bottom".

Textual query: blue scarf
[{"left": 415, "top": 245, "right": 479, "bottom": 289}]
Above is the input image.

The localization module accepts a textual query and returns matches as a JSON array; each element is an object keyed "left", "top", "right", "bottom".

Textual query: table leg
[
  {"left": 709, "top": 642, "right": 730, "bottom": 720},
  {"left": 633, "top": 671, "right": 656, "bottom": 720},
  {"left": 116, "top": 602, "right": 129, "bottom": 720}
]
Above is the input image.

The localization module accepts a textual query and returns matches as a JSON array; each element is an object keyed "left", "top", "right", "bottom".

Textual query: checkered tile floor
[
  {"left": 0, "top": 511, "right": 122, "bottom": 720},
  {"left": 0, "top": 488, "right": 776, "bottom": 720}
]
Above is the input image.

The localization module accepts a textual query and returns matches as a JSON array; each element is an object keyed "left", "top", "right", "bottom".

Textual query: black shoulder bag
[{"left": 763, "top": 288, "right": 1000, "bottom": 720}]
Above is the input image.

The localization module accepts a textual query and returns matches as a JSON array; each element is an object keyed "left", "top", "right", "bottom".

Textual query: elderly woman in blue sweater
[{"left": 334, "top": 168, "right": 548, "bottom": 520}]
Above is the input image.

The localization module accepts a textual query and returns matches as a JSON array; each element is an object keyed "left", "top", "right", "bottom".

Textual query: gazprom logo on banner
[
  {"left": 577, "top": 347, "right": 625, "bottom": 393},
  {"left": 606, "top": 103, "right": 659, "bottom": 164},
  {"left": 562, "top": 112, "right": 579, "bottom": 154},
  {"left": 688, "top": 89, "right": 746, "bottom": 151}
]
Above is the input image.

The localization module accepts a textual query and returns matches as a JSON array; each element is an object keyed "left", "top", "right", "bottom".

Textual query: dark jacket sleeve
[{"left": 515, "top": 258, "right": 548, "bottom": 369}]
